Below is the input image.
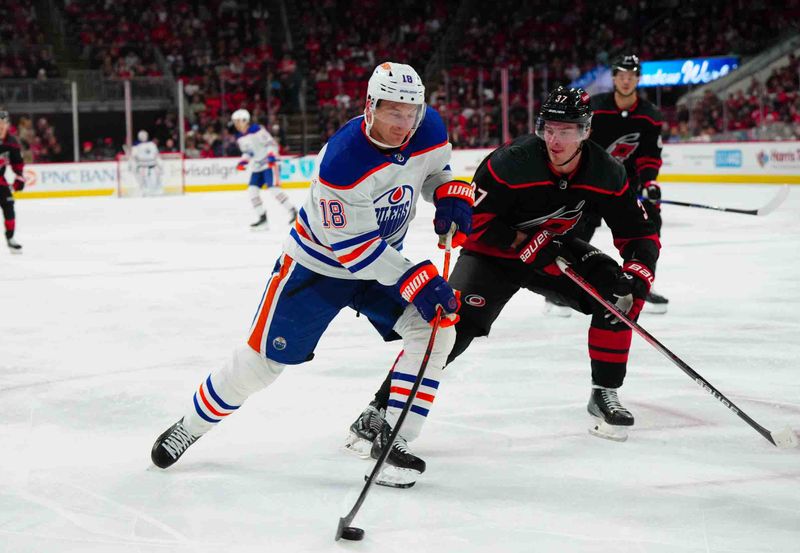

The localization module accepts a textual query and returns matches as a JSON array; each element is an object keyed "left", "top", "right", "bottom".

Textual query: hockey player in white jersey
[
  {"left": 130, "top": 130, "right": 163, "bottom": 196},
  {"left": 232, "top": 109, "right": 298, "bottom": 228},
  {"left": 151, "top": 62, "right": 474, "bottom": 488}
]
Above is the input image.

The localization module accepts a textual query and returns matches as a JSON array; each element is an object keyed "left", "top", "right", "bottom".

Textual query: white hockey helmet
[
  {"left": 137, "top": 130, "right": 148, "bottom": 142},
  {"left": 364, "top": 62, "right": 426, "bottom": 149},
  {"left": 231, "top": 108, "right": 251, "bottom": 123}
]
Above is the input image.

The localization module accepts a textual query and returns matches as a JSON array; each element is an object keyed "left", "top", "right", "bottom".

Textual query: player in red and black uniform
[
  {"left": 349, "top": 87, "right": 660, "bottom": 443},
  {"left": 0, "top": 110, "right": 25, "bottom": 253},
  {"left": 576, "top": 54, "right": 668, "bottom": 312}
]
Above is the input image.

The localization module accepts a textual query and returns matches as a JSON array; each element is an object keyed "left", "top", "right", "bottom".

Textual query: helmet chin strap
[{"left": 552, "top": 143, "right": 583, "bottom": 167}]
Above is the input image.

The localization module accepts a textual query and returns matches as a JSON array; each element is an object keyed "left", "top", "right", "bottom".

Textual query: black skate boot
[
  {"left": 587, "top": 385, "right": 634, "bottom": 442},
  {"left": 643, "top": 289, "right": 668, "bottom": 314},
  {"left": 151, "top": 418, "right": 201, "bottom": 468},
  {"left": 368, "top": 421, "right": 425, "bottom": 488},
  {"left": 344, "top": 400, "right": 385, "bottom": 458},
  {"left": 250, "top": 213, "right": 268, "bottom": 229},
  {"left": 7, "top": 237, "right": 22, "bottom": 254}
]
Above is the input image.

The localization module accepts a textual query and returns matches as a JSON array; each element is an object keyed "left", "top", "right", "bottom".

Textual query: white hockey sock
[
  {"left": 182, "top": 344, "right": 285, "bottom": 436},
  {"left": 384, "top": 306, "right": 455, "bottom": 442},
  {"left": 268, "top": 187, "right": 296, "bottom": 213},
  {"left": 248, "top": 186, "right": 266, "bottom": 215}
]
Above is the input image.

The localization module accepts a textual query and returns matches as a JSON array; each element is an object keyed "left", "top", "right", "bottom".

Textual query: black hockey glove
[
  {"left": 605, "top": 261, "right": 654, "bottom": 325},
  {"left": 12, "top": 176, "right": 25, "bottom": 192},
  {"left": 641, "top": 181, "right": 661, "bottom": 203}
]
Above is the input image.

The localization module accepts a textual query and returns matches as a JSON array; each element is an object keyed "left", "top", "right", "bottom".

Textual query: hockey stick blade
[
  {"left": 649, "top": 184, "right": 790, "bottom": 216},
  {"left": 756, "top": 184, "right": 790, "bottom": 216},
  {"left": 770, "top": 426, "right": 799, "bottom": 449},
  {"left": 555, "top": 257, "right": 795, "bottom": 449}
]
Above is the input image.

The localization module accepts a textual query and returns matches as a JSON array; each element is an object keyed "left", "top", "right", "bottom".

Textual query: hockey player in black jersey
[
  {"left": 0, "top": 110, "right": 25, "bottom": 253},
  {"left": 347, "top": 86, "right": 660, "bottom": 444},
  {"left": 570, "top": 54, "right": 668, "bottom": 313}
]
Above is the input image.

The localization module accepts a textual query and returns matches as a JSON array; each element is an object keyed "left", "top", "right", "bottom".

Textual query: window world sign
[{"left": 638, "top": 57, "right": 739, "bottom": 87}]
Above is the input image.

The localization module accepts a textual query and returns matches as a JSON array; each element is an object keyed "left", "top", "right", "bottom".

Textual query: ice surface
[{"left": 1, "top": 184, "right": 798, "bottom": 553}]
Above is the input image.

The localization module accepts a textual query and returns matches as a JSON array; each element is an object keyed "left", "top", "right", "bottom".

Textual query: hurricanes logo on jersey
[
  {"left": 606, "top": 132, "right": 641, "bottom": 162},
  {"left": 374, "top": 185, "right": 414, "bottom": 239}
]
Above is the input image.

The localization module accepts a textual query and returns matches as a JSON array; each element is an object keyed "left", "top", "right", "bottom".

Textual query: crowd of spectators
[
  {"left": 672, "top": 53, "right": 800, "bottom": 141},
  {"left": 4, "top": 0, "right": 800, "bottom": 159},
  {"left": 0, "top": 2, "right": 60, "bottom": 79},
  {"left": 6, "top": 116, "right": 63, "bottom": 163}
]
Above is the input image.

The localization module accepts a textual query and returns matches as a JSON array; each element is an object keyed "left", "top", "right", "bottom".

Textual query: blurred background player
[
  {"left": 0, "top": 110, "right": 25, "bottom": 253},
  {"left": 150, "top": 62, "right": 472, "bottom": 488},
  {"left": 347, "top": 86, "right": 660, "bottom": 444},
  {"left": 231, "top": 109, "right": 298, "bottom": 229},
  {"left": 577, "top": 54, "right": 668, "bottom": 313},
  {"left": 130, "top": 130, "right": 163, "bottom": 196}
]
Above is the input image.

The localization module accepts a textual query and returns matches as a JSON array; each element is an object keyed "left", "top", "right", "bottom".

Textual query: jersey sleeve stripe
[
  {"left": 347, "top": 240, "right": 387, "bottom": 273},
  {"left": 336, "top": 236, "right": 380, "bottom": 264},
  {"left": 331, "top": 229, "right": 381, "bottom": 250},
  {"left": 289, "top": 229, "right": 341, "bottom": 267},
  {"left": 571, "top": 181, "right": 629, "bottom": 196},
  {"left": 297, "top": 208, "right": 327, "bottom": 247}
]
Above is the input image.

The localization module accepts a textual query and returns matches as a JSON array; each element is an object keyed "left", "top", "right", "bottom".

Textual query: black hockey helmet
[
  {"left": 536, "top": 86, "right": 592, "bottom": 131},
  {"left": 611, "top": 54, "right": 641, "bottom": 75}
]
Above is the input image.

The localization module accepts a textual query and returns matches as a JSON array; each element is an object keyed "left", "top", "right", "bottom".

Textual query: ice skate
[
  {"left": 587, "top": 385, "right": 633, "bottom": 442},
  {"left": 643, "top": 289, "right": 668, "bottom": 314},
  {"left": 368, "top": 421, "right": 425, "bottom": 488},
  {"left": 151, "top": 418, "right": 202, "bottom": 468},
  {"left": 543, "top": 297, "right": 572, "bottom": 317},
  {"left": 250, "top": 213, "right": 269, "bottom": 230},
  {"left": 6, "top": 237, "right": 22, "bottom": 254},
  {"left": 288, "top": 207, "right": 298, "bottom": 225},
  {"left": 344, "top": 400, "right": 385, "bottom": 458}
]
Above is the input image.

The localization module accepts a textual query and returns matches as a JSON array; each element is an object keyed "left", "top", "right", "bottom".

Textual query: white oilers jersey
[
  {"left": 131, "top": 141, "right": 160, "bottom": 167},
  {"left": 284, "top": 106, "right": 453, "bottom": 286},
  {"left": 236, "top": 124, "right": 279, "bottom": 172}
]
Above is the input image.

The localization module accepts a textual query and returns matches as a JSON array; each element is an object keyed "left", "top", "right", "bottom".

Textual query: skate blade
[
  {"left": 367, "top": 464, "right": 419, "bottom": 488},
  {"left": 8, "top": 249, "right": 22, "bottom": 255},
  {"left": 643, "top": 302, "right": 668, "bottom": 314},
  {"left": 589, "top": 418, "right": 629, "bottom": 442},
  {"left": 343, "top": 432, "right": 373, "bottom": 459},
  {"left": 250, "top": 224, "right": 270, "bottom": 231}
]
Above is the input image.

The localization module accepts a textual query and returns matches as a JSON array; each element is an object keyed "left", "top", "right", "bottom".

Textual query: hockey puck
[{"left": 340, "top": 526, "right": 365, "bottom": 541}]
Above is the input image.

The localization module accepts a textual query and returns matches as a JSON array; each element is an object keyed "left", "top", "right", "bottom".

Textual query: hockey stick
[
  {"left": 555, "top": 257, "right": 798, "bottom": 449},
  {"left": 336, "top": 230, "right": 455, "bottom": 542},
  {"left": 643, "top": 184, "right": 789, "bottom": 216}
]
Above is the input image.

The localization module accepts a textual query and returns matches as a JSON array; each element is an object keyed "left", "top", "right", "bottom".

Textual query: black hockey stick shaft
[
  {"left": 556, "top": 258, "right": 781, "bottom": 446},
  {"left": 641, "top": 184, "right": 789, "bottom": 216},
  {"left": 336, "top": 233, "right": 454, "bottom": 540}
]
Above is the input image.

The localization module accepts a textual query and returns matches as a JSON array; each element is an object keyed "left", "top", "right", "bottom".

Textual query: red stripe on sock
[{"left": 198, "top": 384, "right": 227, "bottom": 417}]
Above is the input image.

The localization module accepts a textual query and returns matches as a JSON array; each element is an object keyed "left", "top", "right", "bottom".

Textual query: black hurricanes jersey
[
  {"left": 0, "top": 133, "right": 24, "bottom": 186},
  {"left": 590, "top": 92, "right": 664, "bottom": 189},
  {"left": 463, "top": 135, "right": 660, "bottom": 270}
]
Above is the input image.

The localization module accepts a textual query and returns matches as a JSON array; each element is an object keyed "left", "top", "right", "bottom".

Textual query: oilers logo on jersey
[{"left": 375, "top": 185, "right": 414, "bottom": 240}]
